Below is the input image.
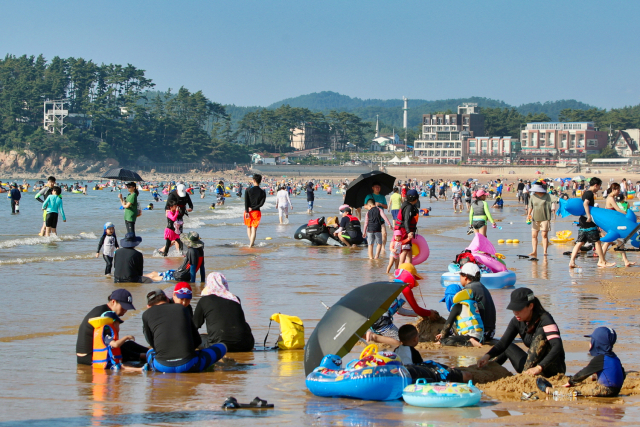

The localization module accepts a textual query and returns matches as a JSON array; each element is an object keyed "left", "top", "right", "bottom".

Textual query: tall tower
[
  {"left": 375, "top": 115, "right": 379, "bottom": 138},
  {"left": 402, "top": 97, "right": 409, "bottom": 129}
]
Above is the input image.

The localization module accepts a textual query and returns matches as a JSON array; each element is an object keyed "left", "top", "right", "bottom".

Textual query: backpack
[
  {"left": 454, "top": 250, "right": 476, "bottom": 266},
  {"left": 269, "top": 313, "right": 305, "bottom": 350},
  {"left": 306, "top": 217, "right": 326, "bottom": 236}
]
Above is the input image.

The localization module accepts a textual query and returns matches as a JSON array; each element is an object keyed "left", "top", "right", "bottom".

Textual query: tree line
[{"left": 2, "top": 54, "right": 640, "bottom": 165}]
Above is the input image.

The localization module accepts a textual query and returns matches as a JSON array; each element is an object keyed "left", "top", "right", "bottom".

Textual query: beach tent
[
  {"left": 399, "top": 156, "right": 412, "bottom": 163},
  {"left": 387, "top": 156, "right": 401, "bottom": 163}
]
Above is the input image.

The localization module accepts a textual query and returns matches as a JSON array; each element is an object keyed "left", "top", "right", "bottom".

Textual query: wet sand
[{"left": 1, "top": 175, "right": 640, "bottom": 426}]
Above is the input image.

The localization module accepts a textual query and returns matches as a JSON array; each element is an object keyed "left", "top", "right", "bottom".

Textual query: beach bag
[{"left": 269, "top": 313, "right": 305, "bottom": 350}]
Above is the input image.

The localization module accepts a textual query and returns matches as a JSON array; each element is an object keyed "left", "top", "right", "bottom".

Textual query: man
[
  {"left": 569, "top": 177, "right": 616, "bottom": 269},
  {"left": 244, "top": 174, "right": 266, "bottom": 247},
  {"left": 76, "top": 289, "right": 147, "bottom": 365},
  {"left": 143, "top": 289, "right": 226, "bottom": 373},
  {"left": 113, "top": 232, "right": 152, "bottom": 283},
  {"left": 516, "top": 179, "right": 525, "bottom": 204},
  {"left": 35, "top": 176, "right": 56, "bottom": 235},
  {"left": 165, "top": 183, "right": 193, "bottom": 220},
  {"left": 9, "top": 182, "right": 21, "bottom": 214},
  {"left": 215, "top": 181, "right": 225, "bottom": 206},
  {"left": 334, "top": 206, "right": 364, "bottom": 247},
  {"left": 364, "top": 181, "right": 389, "bottom": 250},
  {"left": 528, "top": 181, "right": 552, "bottom": 259},
  {"left": 464, "top": 182, "right": 473, "bottom": 212},
  {"left": 458, "top": 263, "right": 496, "bottom": 342}
]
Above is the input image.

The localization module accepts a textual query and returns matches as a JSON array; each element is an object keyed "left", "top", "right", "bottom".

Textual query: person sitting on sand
[
  {"left": 457, "top": 262, "right": 496, "bottom": 341},
  {"left": 537, "top": 327, "right": 625, "bottom": 397},
  {"left": 435, "top": 288, "right": 484, "bottom": 348},
  {"left": 397, "top": 324, "right": 472, "bottom": 384},
  {"left": 477, "top": 288, "right": 566, "bottom": 377}
]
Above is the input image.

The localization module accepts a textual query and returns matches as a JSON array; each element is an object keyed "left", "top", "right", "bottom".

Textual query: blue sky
[{"left": 2, "top": 0, "right": 638, "bottom": 109}]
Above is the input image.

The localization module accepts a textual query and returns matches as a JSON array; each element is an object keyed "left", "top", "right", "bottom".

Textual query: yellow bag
[{"left": 270, "top": 313, "right": 305, "bottom": 350}]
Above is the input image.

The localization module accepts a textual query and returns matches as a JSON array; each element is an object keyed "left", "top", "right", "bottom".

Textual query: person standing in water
[
  {"left": 42, "top": 186, "right": 66, "bottom": 236},
  {"left": 244, "top": 174, "right": 266, "bottom": 247},
  {"left": 9, "top": 182, "right": 21, "bottom": 214},
  {"left": 35, "top": 176, "right": 56, "bottom": 235},
  {"left": 118, "top": 182, "right": 139, "bottom": 236},
  {"left": 275, "top": 185, "right": 293, "bottom": 224},
  {"left": 306, "top": 182, "right": 315, "bottom": 214},
  {"left": 96, "top": 222, "right": 119, "bottom": 276}
]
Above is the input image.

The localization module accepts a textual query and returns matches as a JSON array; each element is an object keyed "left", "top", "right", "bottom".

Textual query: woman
[
  {"left": 118, "top": 182, "right": 139, "bottom": 235},
  {"left": 275, "top": 185, "right": 293, "bottom": 224},
  {"left": 602, "top": 183, "right": 636, "bottom": 267},
  {"left": 306, "top": 182, "right": 315, "bottom": 214},
  {"left": 477, "top": 288, "right": 566, "bottom": 377},
  {"left": 193, "top": 272, "right": 255, "bottom": 352},
  {"left": 468, "top": 189, "right": 496, "bottom": 237}
]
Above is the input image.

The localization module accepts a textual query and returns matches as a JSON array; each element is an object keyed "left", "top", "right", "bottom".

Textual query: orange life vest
[{"left": 89, "top": 317, "right": 122, "bottom": 370}]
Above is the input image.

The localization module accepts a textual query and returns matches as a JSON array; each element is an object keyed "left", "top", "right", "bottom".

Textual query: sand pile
[
  {"left": 413, "top": 315, "right": 446, "bottom": 342},
  {"left": 458, "top": 362, "right": 513, "bottom": 384}
]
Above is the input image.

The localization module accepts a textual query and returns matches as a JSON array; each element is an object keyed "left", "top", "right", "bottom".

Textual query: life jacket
[
  {"left": 366, "top": 206, "right": 382, "bottom": 232},
  {"left": 89, "top": 317, "right": 122, "bottom": 370},
  {"left": 344, "top": 215, "right": 362, "bottom": 234},
  {"left": 453, "top": 289, "right": 484, "bottom": 339},
  {"left": 472, "top": 201, "right": 488, "bottom": 219},
  {"left": 216, "top": 184, "right": 224, "bottom": 195},
  {"left": 395, "top": 204, "right": 419, "bottom": 234}
]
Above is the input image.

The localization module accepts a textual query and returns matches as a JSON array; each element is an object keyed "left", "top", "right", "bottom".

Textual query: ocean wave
[
  {"left": 219, "top": 241, "right": 267, "bottom": 248},
  {"left": 183, "top": 217, "right": 205, "bottom": 229},
  {"left": 0, "top": 253, "right": 94, "bottom": 265},
  {"left": 0, "top": 232, "right": 97, "bottom": 249}
]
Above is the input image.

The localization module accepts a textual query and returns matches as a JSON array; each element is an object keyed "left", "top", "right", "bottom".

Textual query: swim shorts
[
  {"left": 159, "top": 270, "right": 176, "bottom": 281},
  {"left": 45, "top": 212, "right": 59, "bottom": 228},
  {"left": 367, "top": 232, "right": 382, "bottom": 245},
  {"left": 244, "top": 210, "right": 261, "bottom": 228},
  {"left": 147, "top": 343, "right": 226, "bottom": 373},
  {"left": 577, "top": 227, "right": 600, "bottom": 243},
  {"left": 374, "top": 323, "right": 400, "bottom": 341},
  {"left": 472, "top": 220, "right": 486, "bottom": 230}
]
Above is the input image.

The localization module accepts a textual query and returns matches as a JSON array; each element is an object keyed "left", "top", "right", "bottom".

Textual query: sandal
[
  {"left": 517, "top": 255, "right": 530, "bottom": 259},
  {"left": 222, "top": 396, "right": 274, "bottom": 409}
]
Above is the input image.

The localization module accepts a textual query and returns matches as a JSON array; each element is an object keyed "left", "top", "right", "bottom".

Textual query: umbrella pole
[{"left": 321, "top": 301, "right": 369, "bottom": 345}]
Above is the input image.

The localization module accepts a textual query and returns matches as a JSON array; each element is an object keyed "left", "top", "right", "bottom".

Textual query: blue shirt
[{"left": 9, "top": 188, "right": 21, "bottom": 201}]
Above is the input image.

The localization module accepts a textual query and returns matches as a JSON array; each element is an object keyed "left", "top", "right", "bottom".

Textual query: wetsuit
[
  {"left": 193, "top": 294, "right": 255, "bottom": 352},
  {"left": 466, "top": 281, "right": 496, "bottom": 340},
  {"left": 113, "top": 247, "right": 144, "bottom": 283},
  {"left": 76, "top": 304, "right": 147, "bottom": 365},
  {"left": 9, "top": 187, "right": 21, "bottom": 213},
  {"left": 487, "top": 310, "right": 566, "bottom": 377},
  {"left": 567, "top": 355, "right": 625, "bottom": 396},
  {"left": 143, "top": 303, "right": 226, "bottom": 373},
  {"left": 97, "top": 234, "right": 119, "bottom": 275}
]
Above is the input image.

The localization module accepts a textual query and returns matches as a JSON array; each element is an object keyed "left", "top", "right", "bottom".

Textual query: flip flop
[
  {"left": 536, "top": 377, "right": 553, "bottom": 394},
  {"left": 529, "top": 257, "right": 539, "bottom": 261},
  {"left": 517, "top": 255, "right": 530, "bottom": 259},
  {"left": 222, "top": 396, "right": 274, "bottom": 409}
]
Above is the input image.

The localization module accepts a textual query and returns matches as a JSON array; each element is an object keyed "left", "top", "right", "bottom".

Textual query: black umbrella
[
  {"left": 343, "top": 171, "right": 396, "bottom": 208},
  {"left": 102, "top": 168, "right": 144, "bottom": 182},
  {"left": 303, "top": 281, "right": 406, "bottom": 376}
]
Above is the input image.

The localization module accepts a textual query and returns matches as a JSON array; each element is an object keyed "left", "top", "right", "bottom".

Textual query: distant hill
[{"left": 266, "top": 91, "right": 598, "bottom": 127}]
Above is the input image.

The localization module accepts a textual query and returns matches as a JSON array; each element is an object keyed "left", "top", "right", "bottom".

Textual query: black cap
[
  {"left": 506, "top": 287, "right": 536, "bottom": 311},
  {"left": 109, "top": 289, "right": 135, "bottom": 310}
]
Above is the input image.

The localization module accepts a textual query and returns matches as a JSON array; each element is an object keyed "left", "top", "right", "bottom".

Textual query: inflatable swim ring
[
  {"left": 634, "top": 201, "right": 640, "bottom": 206},
  {"left": 72, "top": 190, "right": 83, "bottom": 194},
  {"left": 411, "top": 235, "right": 430, "bottom": 265},
  {"left": 162, "top": 189, "right": 169, "bottom": 195},
  {"left": 403, "top": 380, "right": 482, "bottom": 408},
  {"left": 632, "top": 206, "right": 640, "bottom": 213},
  {"left": 441, "top": 269, "right": 516, "bottom": 289},
  {"left": 306, "top": 344, "right": 411, "bottom": 401}
]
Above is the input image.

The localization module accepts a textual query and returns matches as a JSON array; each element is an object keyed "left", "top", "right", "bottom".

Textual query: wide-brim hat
[
  {"left": 181, "top": 231, "right": 204, "bottom": 248},
  {"left": 530, "top": 184, "right": 546, "bottom": 193},
  {"left": 120, "top": 232, "right": 142, "bottom": 248}
]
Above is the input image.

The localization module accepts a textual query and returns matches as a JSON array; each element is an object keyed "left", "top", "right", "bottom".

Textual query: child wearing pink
[
  {"left": 160, "top": 202, "right": 184, "bottom": 256},
  {"left": 386, "top": 230, "right": 411, "bottom": 273}
]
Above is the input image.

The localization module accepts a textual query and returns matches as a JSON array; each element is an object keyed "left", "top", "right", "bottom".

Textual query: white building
[{"left": 611, "top": 129, "right": 639, "bottom": 157}]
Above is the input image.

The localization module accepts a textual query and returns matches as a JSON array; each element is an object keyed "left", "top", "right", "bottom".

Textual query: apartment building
[
  {"left": 413, "top": 103, "right": 484, "bottom": 164},
  {"left": 466, "top": 136, "right": 515, "bottom": 165}
]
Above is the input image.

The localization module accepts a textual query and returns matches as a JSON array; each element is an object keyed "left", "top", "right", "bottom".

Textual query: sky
[{"left": 2, "top": 0, "right": 639, "bottom": 109}]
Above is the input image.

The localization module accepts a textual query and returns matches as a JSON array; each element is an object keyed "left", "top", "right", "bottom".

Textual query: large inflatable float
[
  {"left": 403, "top": 379, "right": 482, "bottom": 408},
  {"left": 294, "top": 217, "right": 367, "bottom": 247},
  {"left": 441, "top": 234, "right": 516, "bottom": 289},
  {"left": 558, "top": 198, "right": 640, "bottom": 247},
  {"left": 306, "top": 345, "right": 411, "bottom": 401},
  {"left": 411, "top": 235, "right": 430, "bottom": 265}
]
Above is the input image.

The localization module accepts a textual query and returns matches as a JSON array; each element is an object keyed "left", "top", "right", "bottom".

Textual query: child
[
  {"left": 96, "top": 222, "right": 119, "bottom": 276},
  {"left": 159, "top": 201, "right": 184, "bottom": 256},
  {"left": 41, "top": 186, "right": 66, "bottom": 236},
  {"left": 387, "top": 230, "right": 411, "bottom": 273},
  {"left": 492, "top": 195, "right": 504, "bottom": 208},
  {"left": 363, "top": 199, "right": 391, "bottom": 260},
  {"left": 89, "top": 311, "right": 136, "bottom": 371},
  {"left": 145, "top": 203, "right": 154, "bottom": 210},
  {"left": 537, "top": 327, "right": 625, "bottom": 397},
  {"left": 435, "top": 288, "right": 484, "bottom": 348},
  {"left": 395, "top": 324, "right": 472, "bottom": 384}
]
